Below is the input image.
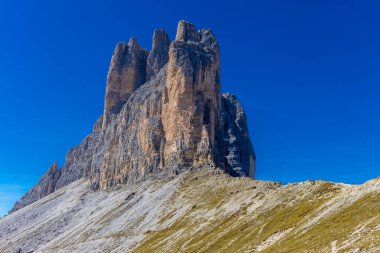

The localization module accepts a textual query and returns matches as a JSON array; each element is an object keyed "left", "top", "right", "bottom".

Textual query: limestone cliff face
[
  {"left": 102, "top": 38, "right": 148, "bottom": 129},
  {"left": 11, "top": 20, "right": 255, "bottom": 213},
  {"left": 146, "top": 29, "right": 170, "bottom": 80},
  {"left": 222, "top": 93, "right": 256, "bottom": 178},
  {"left": 91, "top": 69, "right": 167, "bottom": 189},
  {"left": 162, "top": 21, "right": 222, "bottom": 170}
]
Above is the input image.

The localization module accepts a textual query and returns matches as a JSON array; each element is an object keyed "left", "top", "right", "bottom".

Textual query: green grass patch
[{"left": 265, "top": 192, "right": 380, "bottom": 252}]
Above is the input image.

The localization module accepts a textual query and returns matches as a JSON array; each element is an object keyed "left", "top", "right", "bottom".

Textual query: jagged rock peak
[
  {"left": 175, "top": 20, "right": 218, "bottom": 48},
  {"left": 146, "top": 29, "right": 170, "bottom": 80},
  {"left": 47, "top": 162, "right": 59, "bottom": 175},
  {"left": 152, "top": 29, "right": 170, "bottom": 49},
  {"left": 128, "top": 36, "right": 140, "bottom": 49},
  {"left": 175, "top": 20, "right": 199, "bottom": 42},
  {"left": 102, "top": 37, "right": 148, "bottom": 129}
]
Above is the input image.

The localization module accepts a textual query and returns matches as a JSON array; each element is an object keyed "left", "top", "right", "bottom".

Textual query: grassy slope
[
  {"left": 1, "top": 171, "right": 379, "bottom": 252},
  {"left": 134, "top": 171, "right": 380, "bottom": 253}
]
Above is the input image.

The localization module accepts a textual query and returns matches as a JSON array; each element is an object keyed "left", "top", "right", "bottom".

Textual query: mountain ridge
[{"left": 2, "top": 171, "right": 380, "bottom": 252}]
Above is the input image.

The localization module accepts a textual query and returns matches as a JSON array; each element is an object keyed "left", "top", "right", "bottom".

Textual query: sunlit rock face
[
  {"left": 162, "top": 20, "right": 222, "bottom": 170},
  {"left": 11, "top": 20, "right": 256, "bottom": 212},
  {"left": 102, "top": 38, "right": 149, "bottom": 129}
]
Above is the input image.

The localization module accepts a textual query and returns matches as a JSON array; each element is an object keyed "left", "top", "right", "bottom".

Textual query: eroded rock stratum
[{"left": 11, "top": 20, "right": 255, "bottom": 213}]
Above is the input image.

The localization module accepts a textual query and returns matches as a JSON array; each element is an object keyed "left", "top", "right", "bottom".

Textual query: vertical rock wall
[
  {"left": 162, "top": 21, "right": 222, "bottom": 170},
  {"left": 222, "top": 93, "right": 256, "bottom": 177},
  {"left": 102, "top": 38, "right": 148, "bottom": 129},
  {"left": 146, "top": 29, "right": 170, "bottom": 80}
]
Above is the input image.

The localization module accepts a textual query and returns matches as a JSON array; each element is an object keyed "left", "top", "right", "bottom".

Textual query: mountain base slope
[{"left": 1, "top": 171, "right": 379, "bottom": 253}]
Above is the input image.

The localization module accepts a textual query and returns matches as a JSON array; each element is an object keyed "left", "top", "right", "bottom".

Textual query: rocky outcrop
[
  {"left": 102, "top": 38, "right": 148, "bottom": 129},
  {"left": 90, "top": 69, "right": 167, "bottom": 189},
  {"left": 146, "top": 29, "right": 170, "bottom": 80},
  {"left": 162, "top": 20, "right": 222, "bottom": 169},
  {"left": 10, "top": 162, "right": 61, "bottom": 213},
  {"left": 222, "top": 93, "right": 255, "bottom": 177},
  {"left": 11, "top": 20, "right": 255, "bottom": 212}
]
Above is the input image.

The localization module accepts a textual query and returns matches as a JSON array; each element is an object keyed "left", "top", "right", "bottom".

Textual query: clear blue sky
[{"left": 1, "top": 0, "right": 379, "bottom": 216}]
